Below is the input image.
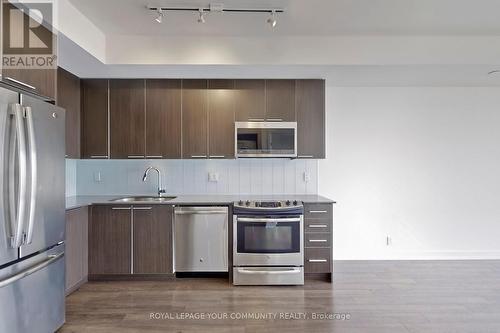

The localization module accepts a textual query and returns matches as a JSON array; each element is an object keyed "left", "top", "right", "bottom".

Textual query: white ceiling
[{"left": 68, "top": 0, "right": 500, "bottom": 36}]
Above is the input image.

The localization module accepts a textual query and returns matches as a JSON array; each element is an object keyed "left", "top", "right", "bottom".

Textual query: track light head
[
  {"left": 155, "top": 8, "right": 164, "bottom": 23},
  {"left": 267, "top": 10, "right": 277, "bottom": 28},
  {"left": 197, "top": 8, "right": 206, "bottom": 23}
]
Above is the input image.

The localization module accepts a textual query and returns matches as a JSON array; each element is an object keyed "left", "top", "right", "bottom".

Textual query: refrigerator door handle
[
  {"left": 0, "top": 252, "right": 64, "bottom": 288},
  {"left": 24, "top": 107, "right": 37, "bottom": 244},
  {"left": 8, "top": 104, "right": 28, "bottom": 248}
]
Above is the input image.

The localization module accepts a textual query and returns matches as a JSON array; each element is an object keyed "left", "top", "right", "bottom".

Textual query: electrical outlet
[
  {"left": 303, "top": 171, "right": 311, "bottom": 183},
  {"left": 93, "top": 171, "right": 102, "bottom": 183},
  {"left": 386, "top": 235, "right": 392, "bottom": 246},
  {"left": 208, "top": 172, "right": 220, "bottom": 182}
]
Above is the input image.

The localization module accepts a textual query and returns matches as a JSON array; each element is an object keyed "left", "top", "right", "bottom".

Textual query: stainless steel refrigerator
[{"left": 0, "top": 85, "right": 65, "bottom": 333}]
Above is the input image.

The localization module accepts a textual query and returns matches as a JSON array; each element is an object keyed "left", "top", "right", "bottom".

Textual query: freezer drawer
[
  {"left": 0, "top": 244, "right": 65, "bottom": 333},
  {"left": 174, "top": 206, "right": 228, "bottom": 272}
]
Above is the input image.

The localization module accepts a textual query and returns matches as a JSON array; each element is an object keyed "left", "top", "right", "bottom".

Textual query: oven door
[
  {"left": 235, "top": 122, "right": 297, "bottom": 158},
  {"left": 233, "top": 216, "right": 303, "bottom": 266}
]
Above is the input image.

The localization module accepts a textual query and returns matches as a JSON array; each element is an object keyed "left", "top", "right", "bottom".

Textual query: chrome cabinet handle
[
  {"left": 308, "top": 259, "right": 328, "bottom": 263},
  {"left": 209, "top": 155, "right": 225, "bottom": 158},
  {"left": 146, "top": 155, "right": 163, "bottom": 158},
  {"left": 191, "top": 155, "right": 207, "bottom": 158},
  {"left": 308, "top": 224, "right": 328, "bottom": 228},
  {"left": 308, "top": 239, "right": 327, "bottom": 243},
  {"left": 5, "top": 77, "right": 37, "bottom": 91},
  {"left": 0, "top": 252, "right": 64, "bottom": 288},
  {"left": 266, "top": 118, "right": 283, "bottom": 122},
  {"left": 90, "top": 155, "right": 108, "bottom": 159},
  {"left": 25, "top": 107, "right": 38, "bottom": 244},
  {"left": 127, "top": 155, "right": 144, "bottom": 159},
  {"left": 298, "top": 155, "right": 314, "bottom": 158},
  {"left": 309, "top": 210, "right": 328, "bottom": 214},
  {"left": 247, "top": 118, "right": 265, "bottom": 122},
  {"left": 111, "top": 207, "right": 132, "bottom": 210},
  {"left": 9, "top": 104, "right": 27, "bottom": 248},
  {"left": 133, "top": 207, "right": 152, "bottom": 211}
]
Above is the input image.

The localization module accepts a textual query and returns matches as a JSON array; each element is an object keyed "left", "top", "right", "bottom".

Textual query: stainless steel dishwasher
[{"left": 174, "top": 206, "right": 228, "bottom": 272}]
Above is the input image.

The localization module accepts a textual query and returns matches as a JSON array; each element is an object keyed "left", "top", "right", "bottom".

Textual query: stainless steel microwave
[{"left": 235, "top": 122, "right": 297, "bottom": 158}]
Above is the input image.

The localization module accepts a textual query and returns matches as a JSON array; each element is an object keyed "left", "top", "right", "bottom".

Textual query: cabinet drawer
[
  {"left": 305, "top": 233, "right": 331, "bottom": 248},
  {"left": 305, "top": 219, "right": 331, "bottom": 233},
  {"left": 305, "top": 248, "right": 331, "bottom": 273},
  {"left": 304, "top": 203, "right": 332, "bottom": 219}
]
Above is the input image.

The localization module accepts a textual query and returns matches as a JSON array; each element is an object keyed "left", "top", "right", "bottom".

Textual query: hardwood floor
[{"left": 60, "top": 261, "right": 500, "bottom": 333}]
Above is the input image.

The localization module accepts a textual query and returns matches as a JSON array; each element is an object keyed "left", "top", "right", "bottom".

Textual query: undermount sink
[{"left": 111, "top": 196, "right": 177, "bottom": 203}]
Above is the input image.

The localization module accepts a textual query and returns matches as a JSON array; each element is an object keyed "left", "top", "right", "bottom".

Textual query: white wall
[
  {"left": 319, "top": 86, "right": 500, "bottom": 260},
  {"left": 73, "top": 159, "right": 318, "bottom": 196}
]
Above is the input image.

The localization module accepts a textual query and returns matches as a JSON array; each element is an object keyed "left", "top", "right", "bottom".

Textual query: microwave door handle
[
  {"left": 8, "top": 104, "right": 28, "bottom": 248},
  {"left": 24, "top": 107, "right": 37, "bottom": 244}
]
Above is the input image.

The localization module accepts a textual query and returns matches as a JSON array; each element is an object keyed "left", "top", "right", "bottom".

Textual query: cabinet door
[
  {"left": 133, "top": 205, "right": 173, "bottom": 274},
  {"left": 208, "top": 79, "right": 235, "bottom": 159},
  {"left": 109, "top": 79, "right": 146, "bottom": 159},
  {"left": 182, "top": 79, "right": 208, "bottom": 158},
  {"left": 65, "top": 207, "right": 88, "bottom": 294},
  {"left": 265, "top": 80, "right": 296, "bottom": 121},
  {"left": 234, "top": 80, "right": 266, "bottom": 121},
  {"left": 296, "top": 80, "right": 326, "bottom": 159},
  {"left": 145, "top": 79, "right": 182, "bottom": 159},
  {"left": 81, "top": 79, "right": 109, "bottom": 159},
  {"left": 57, "top": 68, "right": 81, "bottom": 159},
  {"left": 88, "top": 206, "right": 131, "bottom": 275},
  {"left": 1, "top": 3, "right": 56, "bottom": 99}
]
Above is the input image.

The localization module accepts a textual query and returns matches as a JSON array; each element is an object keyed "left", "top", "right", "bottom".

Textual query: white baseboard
[{"left": 334, "top": 250, "right": 500, "bottom": 260}]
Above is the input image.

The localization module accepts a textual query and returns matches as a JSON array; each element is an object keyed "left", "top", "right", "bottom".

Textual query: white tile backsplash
[
  {"left": 65, "top": 159, "right": 77, "bottom": 197},
  {"left": 73, "top": 159, "right": 318, "bottom": 196}
]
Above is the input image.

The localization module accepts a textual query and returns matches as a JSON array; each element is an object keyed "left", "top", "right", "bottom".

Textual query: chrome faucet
[{"left": 142, "top": 167, "right": 166, "bottom": 197}]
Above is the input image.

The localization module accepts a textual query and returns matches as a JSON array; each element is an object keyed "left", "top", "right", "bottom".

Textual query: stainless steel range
[{"left": 233, "top": 200, "right": 304, "bottom": 285}]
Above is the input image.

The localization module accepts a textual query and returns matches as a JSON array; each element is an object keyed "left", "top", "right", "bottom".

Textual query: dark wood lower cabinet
[
  {"left": 303, "top": 203, "right": 333, "bottom": 276},
  {"left": 65, "top": 207, "right": 88, "bottom": 294},
  {"left": 89, "top": 205, "right": 173, "bottom": 279},
  {"left": 133, "top": 205, "right": 173, "bottom": 274},
  {"left": 89, "top": 206, "right": 132, "bottom": 276}
]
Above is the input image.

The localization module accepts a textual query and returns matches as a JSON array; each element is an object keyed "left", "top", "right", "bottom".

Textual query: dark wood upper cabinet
[
  {"left": 133, "top": 205, "right": 173, "bottom": 274},
  {"left": 81, "top": 79, "right": 109, "bottom": 159},
  {"left": 57, "top": 68, "right": 81, "bottom": 159},
  {"left": 296, "top": 79, "right": 326, "bottom": 159},
  {"left": 265, "top": 80, "right": 296, "bottom": 121},
  {"left": 234, "top": 80, "right": 266, "bottom": 121},
  {"left": 182, "top": 79, "right": 208, "bottom": 158},
  {"left": 208, "top": 79, "right": 235, "bottom": 158},
  {"left": 88, "top": 206, "right": 131, "bottom": 275},
  {"left": 145, "top": 79, "right": 182, "bottom": 159},
  {"left": 109, "top": 79, "right": 146, "bottom": 159},
  {"left": 1, "top": 3, "right": 56, "bottom": 100}
]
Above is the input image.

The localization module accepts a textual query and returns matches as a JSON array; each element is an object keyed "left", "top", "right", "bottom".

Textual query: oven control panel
[{"left": 234, "top": 200, "right": 303, "bottom": 209}]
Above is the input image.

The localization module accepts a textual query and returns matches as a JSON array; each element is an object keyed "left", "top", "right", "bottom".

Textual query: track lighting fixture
[
  {"left": 155, "top": 8, "right": 164, "bottom": 23},
  {"left": 267, "top": 10, "right": 277, "bottom": 28},
  {"left": 147, "top": 4, "right": 284, "bottom": 25},
  {"left": 198, "top": 8, "right": 206, "bottom": 24}
]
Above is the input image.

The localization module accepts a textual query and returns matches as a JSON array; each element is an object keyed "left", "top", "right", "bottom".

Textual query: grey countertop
[{"left": 66, "top": 194, "right": 335, "bottom": 210}]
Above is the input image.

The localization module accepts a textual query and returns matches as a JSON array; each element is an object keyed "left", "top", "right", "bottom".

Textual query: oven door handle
[
  {"left": 237, "top": 268, "right": 302, "bottom": 275},
  {"left": 237, "top": 217, "right": 301, "bottom": 223},
  {"left": 236, "top": 217, "right": 301, "bottom": 223}
]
